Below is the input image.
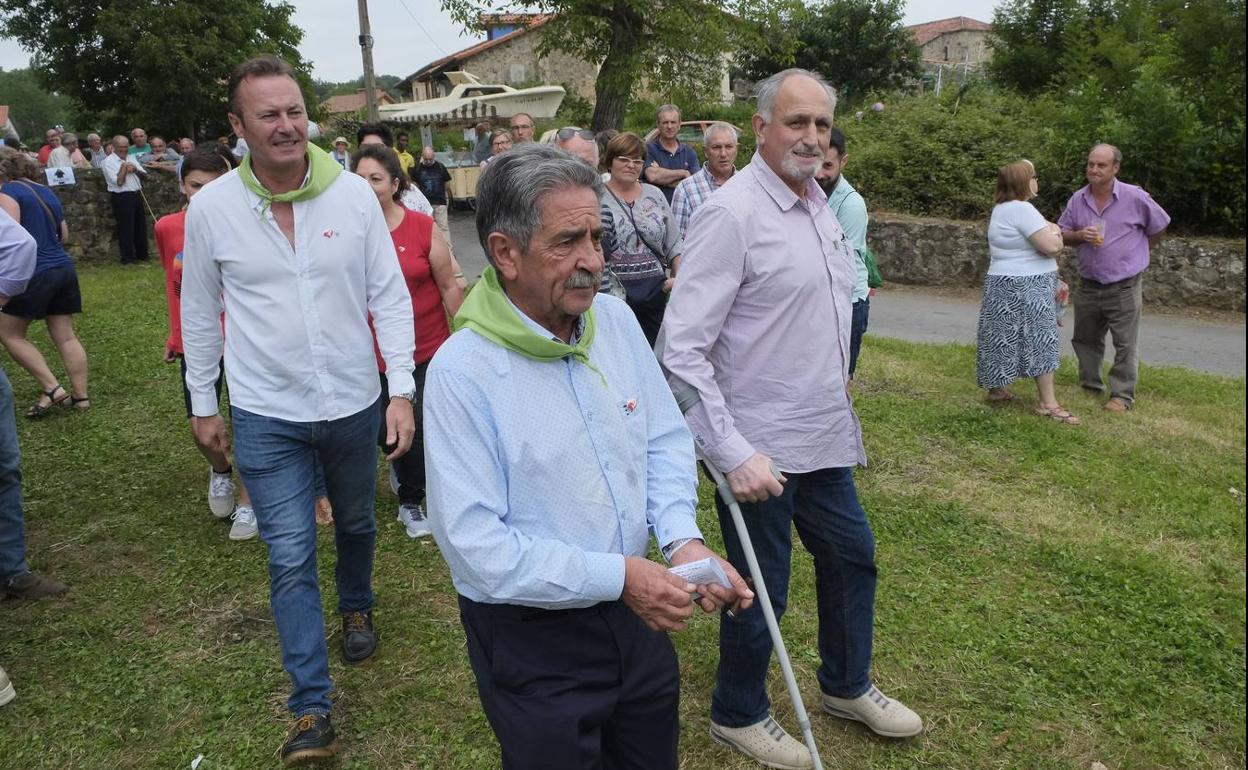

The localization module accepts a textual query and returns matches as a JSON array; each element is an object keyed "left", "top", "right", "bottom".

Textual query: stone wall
[
  {"left": 46, "top": 173, "right": 1246, "bottom": 312},
  {"left": 918, "top": 30, "right": 992, "bottom": 66},
  {"left": 869, "top": 213, "right": 1247, "bottom": 312},
  {"left": 48, "top": 166, "right": 184, "bottom": 263},
  {"left": 466, "top": 29, "right": 599, "bottom": 102}
]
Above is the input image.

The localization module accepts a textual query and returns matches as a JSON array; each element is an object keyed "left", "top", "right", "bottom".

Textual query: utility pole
[{"left": 357, "top": 0, "right": 379, "bottom": 123}]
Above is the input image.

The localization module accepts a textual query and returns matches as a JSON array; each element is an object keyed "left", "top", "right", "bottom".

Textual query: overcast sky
[{"left": 0, "top": 0, "right": 1000, "bottom": 83}]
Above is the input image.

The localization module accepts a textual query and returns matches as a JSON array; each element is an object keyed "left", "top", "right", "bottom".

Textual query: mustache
[
  {"left": 564, "top": 269, "right": 602, "bottom": 289},
  {"left": 790, "top": 142, "right": 821, "bottom": 158}
]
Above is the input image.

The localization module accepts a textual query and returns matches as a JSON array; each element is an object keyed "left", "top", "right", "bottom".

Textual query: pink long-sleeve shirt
[{"left": 659, "top": 153, "right": 866, "bottom": 474}]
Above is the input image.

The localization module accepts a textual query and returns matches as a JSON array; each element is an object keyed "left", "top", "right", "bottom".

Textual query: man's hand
[
  {"left": 163, "top": 344, "right": 178, "bottom": 364},
  {"left": 726, "top": 452, "right": 785, "bottom": 503},
  {"left": 383, "top": 398, "right": 415, "bottom": 460},
  {"left": 191, "top": 415, "right": 229, "bottom": 457},
  {"left": 1076, "top": 225, "right": 1100, "bottom": 243},
  {"left": 669, "top": 540, "right": 754, "bottom": 615},
  {"left": 621, "top": 556, "right": 697, "bottom": 631}
]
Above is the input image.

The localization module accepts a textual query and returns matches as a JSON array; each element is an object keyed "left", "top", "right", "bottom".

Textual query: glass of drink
[{"left": 1092, "top": 218, "right": 1106, "bottom": 246}]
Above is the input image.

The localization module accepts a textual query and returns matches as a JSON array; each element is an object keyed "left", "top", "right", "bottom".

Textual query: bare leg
[
  {"left": 0, "top": 314, "right": 60, "bottom": 397},
  {"left": 1034, "top": 372, "right": 1058, "bottom": 410},
  {"left": 44, "top": 315, "right": 88, "bottom": 400}
]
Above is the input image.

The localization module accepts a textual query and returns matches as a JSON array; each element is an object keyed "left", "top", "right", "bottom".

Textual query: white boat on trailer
[{"left": 380, "top": 71, "right": 565, "bottom": 125}]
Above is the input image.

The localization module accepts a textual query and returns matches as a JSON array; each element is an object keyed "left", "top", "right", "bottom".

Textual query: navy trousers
[{"left": 458, "top": 596, "right": 680, "bottom": 770}]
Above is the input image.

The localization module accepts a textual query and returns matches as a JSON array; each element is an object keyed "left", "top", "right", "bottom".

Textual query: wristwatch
[{"left": 390, "top": 390, "right": 417, "bottom": 405}]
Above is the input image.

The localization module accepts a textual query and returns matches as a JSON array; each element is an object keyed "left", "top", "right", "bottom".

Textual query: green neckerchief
[
  {"left": 238, "top": 143, "right": 343, "bottom": 213},
  {"left": 453, "top": 266, "right": 606, "bottom": 386}
]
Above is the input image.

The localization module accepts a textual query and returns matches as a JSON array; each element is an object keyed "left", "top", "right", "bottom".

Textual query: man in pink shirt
[
  {"left": 1058, "top": 144, "right": 1169, "bottom": 411},
  {"left": 660, "top": 68, "right": 922, "bottom": 770}
]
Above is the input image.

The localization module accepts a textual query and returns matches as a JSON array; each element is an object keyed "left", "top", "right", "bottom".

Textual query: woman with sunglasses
[{"left": 600, "top": 132, "right": 681, "bottom": 346}]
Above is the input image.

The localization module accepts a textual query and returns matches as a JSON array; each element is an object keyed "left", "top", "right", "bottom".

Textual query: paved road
[{"left": 447, "top": 209, "right": 1246, "bottom": 377}]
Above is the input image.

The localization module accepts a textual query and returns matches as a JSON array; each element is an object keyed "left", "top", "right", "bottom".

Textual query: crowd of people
[{"left": 0, "top": 51, "right": 1171, "bottom": 770}]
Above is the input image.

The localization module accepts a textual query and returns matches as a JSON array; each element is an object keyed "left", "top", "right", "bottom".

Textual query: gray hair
[
  {"left": 703, "top": 121, "right": 738, "bottom": 145},
  {"left": 62, "top": 132, "right": 78, "bottom": 145},
  {"left": 754, "top": 68, "right": 838, "bottom": 121},
  {"left": 1091, "top": 143, "right": 1122, "bottom": 164},
  {"left": 656, "top": 104, "right": 680, "bottom": 121},
  {"left": 476, "top": 143, "right": 605, "bottom": 264}
]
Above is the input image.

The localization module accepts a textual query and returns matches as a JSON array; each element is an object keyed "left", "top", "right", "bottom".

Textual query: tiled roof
[
  {"left": 321, "top": 89, "right": 394, "bottom": 115},
  {"left": 905, "top": 16, "right": 992, "bottom": 46},
  {"left": 399, "top": 15, "right": 553, "bottom": 88}
]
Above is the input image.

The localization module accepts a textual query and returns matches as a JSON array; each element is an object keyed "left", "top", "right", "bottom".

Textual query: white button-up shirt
[
  {"left": 100, "top": 153, "right": 145, "bottom": 193},
  {"left": 180, "top": 168, "right": 415, "bottom": 422}
]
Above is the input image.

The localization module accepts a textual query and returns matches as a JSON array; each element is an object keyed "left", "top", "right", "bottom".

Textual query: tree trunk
[{"left": 590, "top": 6, "right": 643, "bottom": 131}]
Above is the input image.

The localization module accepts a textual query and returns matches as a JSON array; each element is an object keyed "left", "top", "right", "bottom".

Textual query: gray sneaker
[
  {"left": 208, "top": 469, "right": 236, "bottom": 519},
  {"left": 0, "top": 664, "right": 14, "bottom": 707},
  {"left": 396, "top": 504, "right": 430, "bottom": 538},
  {"left": 228, "top": 505, "right": 259, "bottom": 541}
]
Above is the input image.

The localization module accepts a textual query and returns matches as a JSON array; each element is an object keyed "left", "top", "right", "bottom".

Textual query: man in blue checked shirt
[{"left": 424, "top": 143, "right": 753, "bottom": 770}]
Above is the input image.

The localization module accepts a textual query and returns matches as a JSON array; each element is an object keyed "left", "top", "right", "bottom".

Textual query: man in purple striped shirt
[
  {"left": 660, "top": 69, "right": 922, "bottom": 769},
  {"left": 1058, "top": 144, "right": 1170, "bottom": 411}
]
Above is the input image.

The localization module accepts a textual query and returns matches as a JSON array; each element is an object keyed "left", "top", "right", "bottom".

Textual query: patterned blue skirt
[{"left": 976, "top": 272, "right": 1061, "bottom": 389}]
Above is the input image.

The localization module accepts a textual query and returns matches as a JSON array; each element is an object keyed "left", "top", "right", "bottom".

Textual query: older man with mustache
[
  {"left": 423, "top": 143, "right": 752, "bottom": 770},
  {"left": 660, "top": 68, "right": 923, "bottom": 769}
]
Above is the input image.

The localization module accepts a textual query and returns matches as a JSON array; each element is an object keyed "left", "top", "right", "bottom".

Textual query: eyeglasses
[
  {"left": 556, "top": 127, "right": 595, "bottom": 141},
  {"left": 615, "top": 157, "right": 645, "bottom": 167}
]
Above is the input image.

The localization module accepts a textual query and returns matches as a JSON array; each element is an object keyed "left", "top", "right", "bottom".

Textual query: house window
[
  {"left": 943, "top": 45, "right": 949, "bottom": 61},
  {"left": 509, "top": 64, "right": 527, "bottom": 83}
]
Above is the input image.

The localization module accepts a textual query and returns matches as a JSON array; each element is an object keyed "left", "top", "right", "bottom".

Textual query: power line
[{"left": 394, "top": 0, "right": 450, "bottom": 57}]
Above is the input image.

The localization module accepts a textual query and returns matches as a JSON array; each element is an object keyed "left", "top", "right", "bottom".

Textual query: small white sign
[{"left": 44, "top": 167, "right": 75, "bottom": 186}]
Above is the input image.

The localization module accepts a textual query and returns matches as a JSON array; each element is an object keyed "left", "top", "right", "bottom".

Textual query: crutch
[{"left": 670, "top": 378, "right": 825, "bottom": 770}]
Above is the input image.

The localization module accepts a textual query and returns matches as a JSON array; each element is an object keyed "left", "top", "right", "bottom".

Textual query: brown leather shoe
[
  {"left": 1104, "top": 397, "right": 1131, "bottom": 412},
  {"left": 4, "top": 570, "right": 67, "bottom": 600}
]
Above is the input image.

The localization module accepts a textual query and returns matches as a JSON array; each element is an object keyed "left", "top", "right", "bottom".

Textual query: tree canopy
[
  {"left": 0, "top": 0, "right": 313, "bottom": 140},
  {"left": 0, "top": 68, "right": 75, "bottom": 141},
  {"left": 438, "top": 0, "right": 796, "bottom": 130},
  {"left": 739, "top": 0, "right": 921, "bottom": 104}
]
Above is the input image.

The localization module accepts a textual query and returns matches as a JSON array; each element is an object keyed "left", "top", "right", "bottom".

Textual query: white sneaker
[
  {"left": 396, "top": 503, "right": 431, "bottom": 538},
  {"left": 208, "top": 470, "right": 236, "bottom": 519},
  {"left": 822, "top": 684, "right": 923, "bottom": 737},
  {"left": 709, "top": 715, "right": 812, "bottom": 770},
  {"left": 388, "top": 463, "right": 399, "bottom": 496},
  {"left": 0, "top": 664, "right": 15, "bottom": 707},
  {"left": 228, "top": 505, "right": 259, "bottom": 541}
]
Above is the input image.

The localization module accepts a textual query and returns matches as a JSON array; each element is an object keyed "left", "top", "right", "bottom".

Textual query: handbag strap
[
  {"left": 12, "top": 179, "right": 61, "bottom": 242},
  {"left": 606, "top": 186, "right": 671, "bottom": 269}
]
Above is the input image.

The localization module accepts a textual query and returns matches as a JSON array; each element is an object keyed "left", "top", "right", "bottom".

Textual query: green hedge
[{"left": 841, "top": 83, "right": 1245, "bottom": 236}]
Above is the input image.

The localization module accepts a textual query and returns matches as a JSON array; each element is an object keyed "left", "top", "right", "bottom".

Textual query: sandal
[
  {"left": 70, "top": 396, "right": 90, "bottom": 412},
  {"left": 986, "top": 390, "right": 1017, "bottom": 404},
  {"left": 25, "top": 385, "right": 69, "bottom": 419},
  {"left": 1035, "top": 405, "right": 1081, "bottom": 425}
]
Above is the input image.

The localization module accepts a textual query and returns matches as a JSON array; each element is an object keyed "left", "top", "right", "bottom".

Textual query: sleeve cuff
[
  {"left": 386, "top": 369, "right": 416, "bottom": 398},
  {"left": 189, "top": 391, "right": 220, "bottom": 417},
  {"left": 703, "top": 430, "right": 755, "bottom": 476},
  {"left": 582, "top": 552, "right": 627, "bottom": 602}
]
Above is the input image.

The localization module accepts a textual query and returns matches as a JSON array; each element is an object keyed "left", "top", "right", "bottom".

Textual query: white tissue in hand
[{"left": 668, "top": 557, "right": 732, "bottom": 588}]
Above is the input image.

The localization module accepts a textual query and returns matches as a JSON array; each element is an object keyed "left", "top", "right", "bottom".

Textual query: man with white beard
[{"left": 659, "top": 68, "right": 922, "bottom": 769}]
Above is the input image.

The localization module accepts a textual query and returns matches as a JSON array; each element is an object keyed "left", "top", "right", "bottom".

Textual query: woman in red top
[{"left": 352, "top": 144, "right": 462, "bottom": 539}]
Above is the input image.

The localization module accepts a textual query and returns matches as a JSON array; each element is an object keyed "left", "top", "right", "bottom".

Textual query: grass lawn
[{"left": 1, "top": 264, "right": 1244, "bottom": 770}]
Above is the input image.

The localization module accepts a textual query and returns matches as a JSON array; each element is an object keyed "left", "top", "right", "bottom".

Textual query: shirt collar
[
  {"left": 701, "top": 162, "right": 733, "bottom": 186},
  {"left": 244, "top": 162, "right": 314, "bottom": 214},
  {"left": 749, "top": 153, "right": 825, "bottom": 212},
  {"left": 825, "top": 175, "right": 857, "bottom": 207},
  {"left": 505, "top": 293, "right": 584, "bottom": 345}
]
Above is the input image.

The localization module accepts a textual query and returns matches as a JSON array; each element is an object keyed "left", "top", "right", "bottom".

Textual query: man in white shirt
[
  {"left": 179, "top": 55, "right": 417, "bottom": 766},
  {"left": 99, "top": 135, "right": 148, "bottom": 263}
]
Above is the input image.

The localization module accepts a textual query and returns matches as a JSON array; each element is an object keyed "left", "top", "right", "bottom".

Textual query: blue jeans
[
  {"left": 0, "top": 367, "right": 29, "bottom": 582},
  {"left": 711, "top": 466, "right": 877, "bottom": 727},
  {"left": 849, "top": 298, "right": 869, "bottom": 378},
  {"left": 231, "top": 400, "right": 381, "bottom": 716}
]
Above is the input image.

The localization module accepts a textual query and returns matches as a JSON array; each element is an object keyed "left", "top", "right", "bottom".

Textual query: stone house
[
  {"left": 320, "top": 88, "right": 397, "bottom": 118},
  {"left": 396, "top": 15, "right": 598, "bottom": 104},
  {"left": 395, "top": 13, "right": 732, "bottom": 109},
  {"left": 905, "top": 16, "right": 993, "bottom": 71}
]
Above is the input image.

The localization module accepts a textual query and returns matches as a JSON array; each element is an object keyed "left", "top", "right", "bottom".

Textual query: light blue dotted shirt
[{"left": 424, "top": 293, "right": 703, "bottom": 609}]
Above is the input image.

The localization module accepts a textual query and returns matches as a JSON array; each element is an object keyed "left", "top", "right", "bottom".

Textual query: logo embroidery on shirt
[
  {"left": 622, "top": 397, "right": 638, "bottom": 416},
  {"left": 398, "top": 245, "right": 406, "bottom": 253},
  {"left": 322, "top": 228, "right": 336, "bottom": 239}
]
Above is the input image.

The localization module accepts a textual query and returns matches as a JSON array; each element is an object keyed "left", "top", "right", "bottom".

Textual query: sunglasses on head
[{"left": 556, "top": 127, "right": 595, "bottom": 141}]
